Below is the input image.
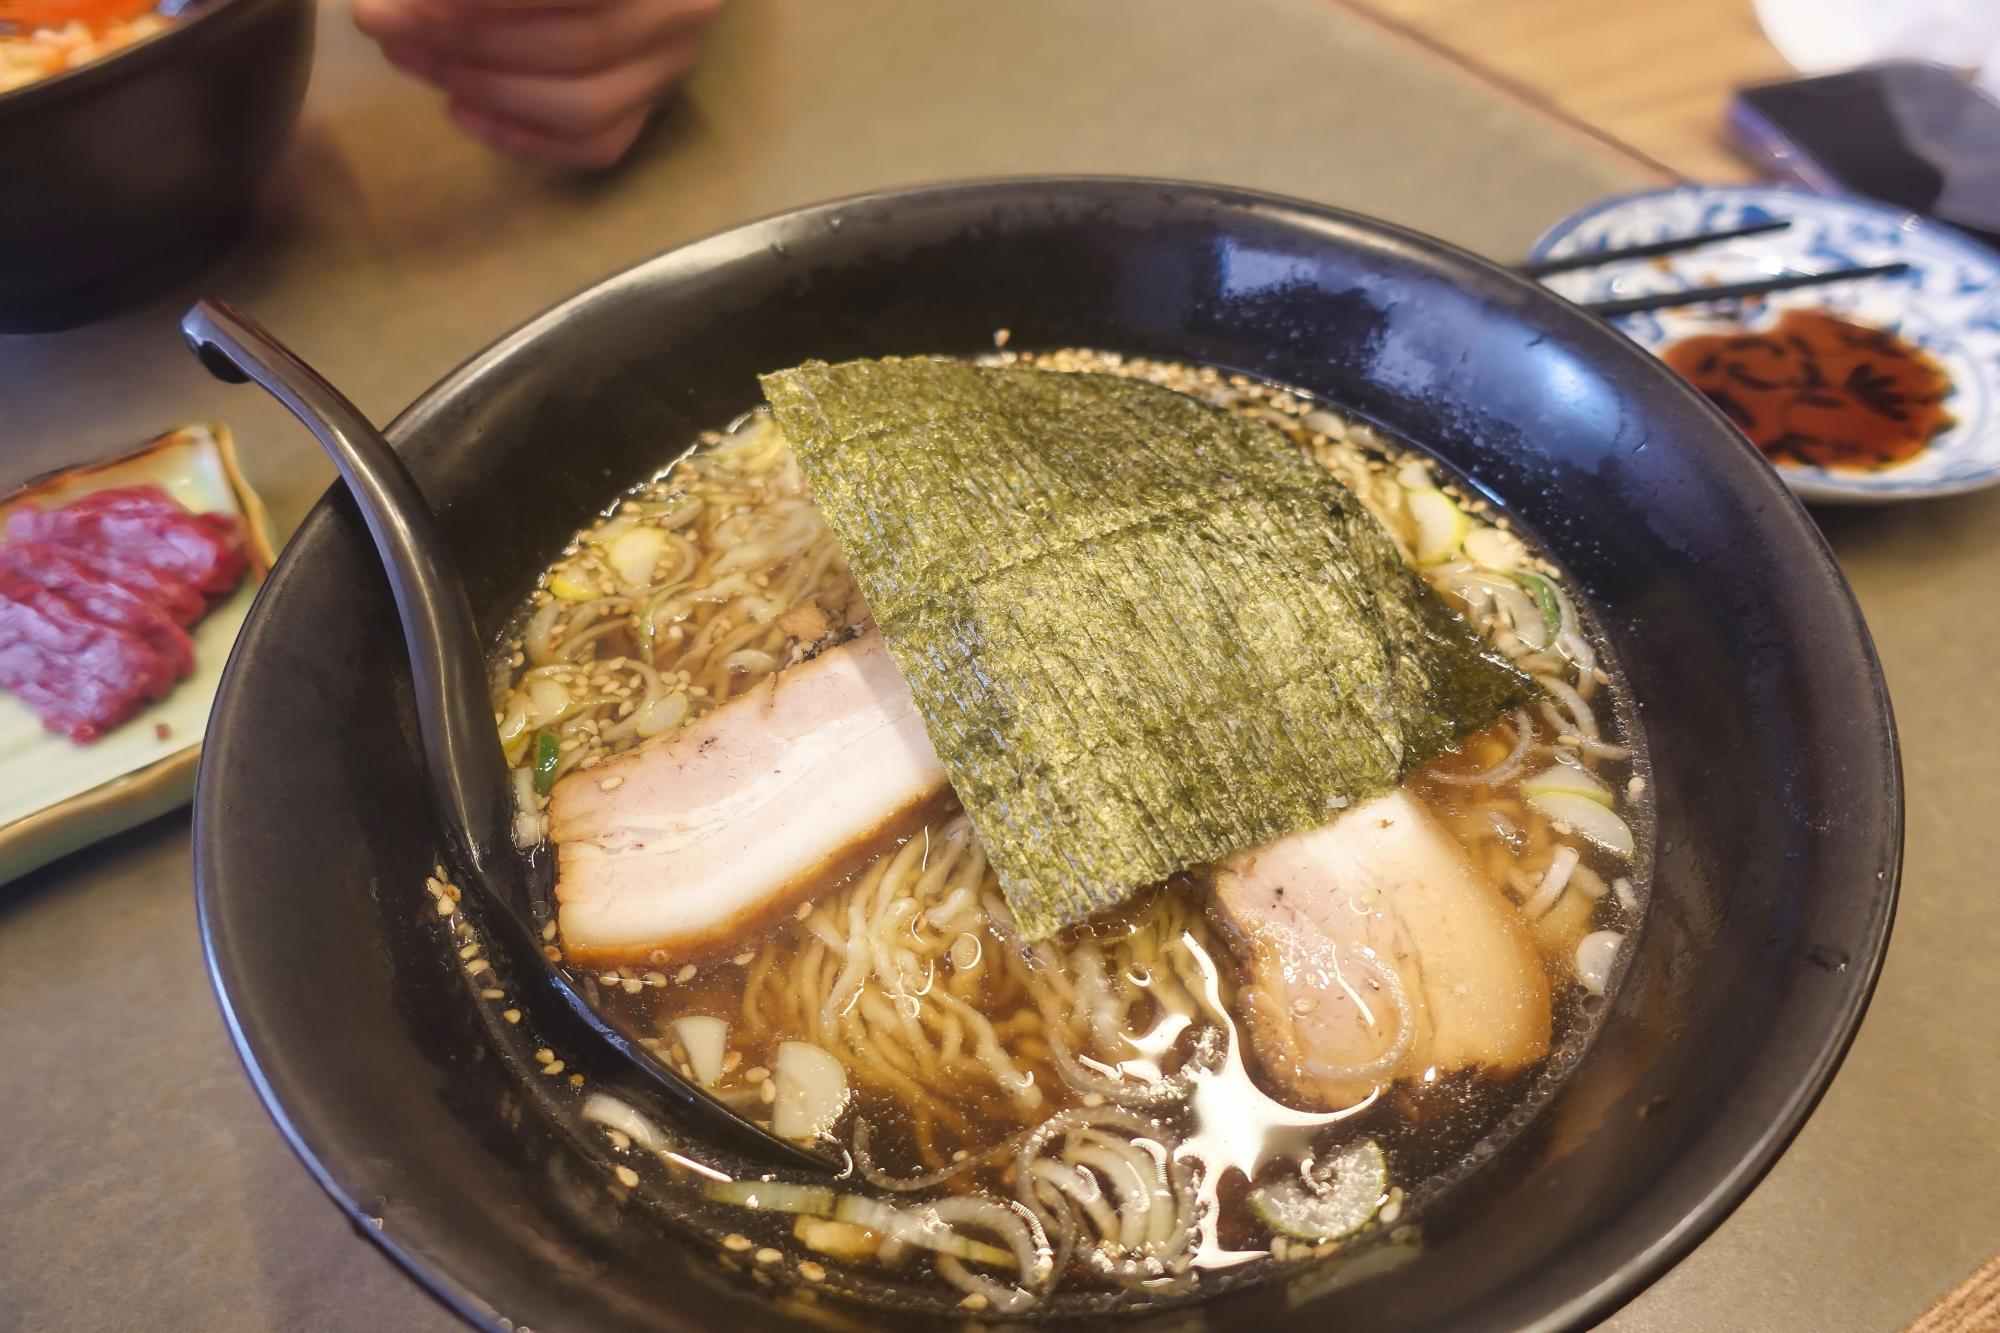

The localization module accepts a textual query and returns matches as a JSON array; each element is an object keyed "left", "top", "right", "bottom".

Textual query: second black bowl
[{"left": 0, "top": 0, "right": 314, "bottom": 332}]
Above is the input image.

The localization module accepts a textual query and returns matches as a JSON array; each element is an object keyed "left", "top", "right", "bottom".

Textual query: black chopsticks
[
  {"left": 1575, "top": 262, "right": 1911, "bottom": 318},
  {"left": 1520, "top": 217, "right": 1911, "bottom": 318},
  {"left": 1518, "top": 219, "right": 1794, "bottom": 278}
]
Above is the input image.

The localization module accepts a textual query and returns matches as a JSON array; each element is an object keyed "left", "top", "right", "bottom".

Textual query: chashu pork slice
[
  {"left": 1211, "top": 789, "right": 1551, "bottom": 1111},
  {"left": 550, "top": 629, "right": 948, "bottom": 966}
]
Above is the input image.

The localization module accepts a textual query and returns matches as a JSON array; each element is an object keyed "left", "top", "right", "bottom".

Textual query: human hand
[{"left": 353, "top": 0, "right": 720, "bottom": 168}]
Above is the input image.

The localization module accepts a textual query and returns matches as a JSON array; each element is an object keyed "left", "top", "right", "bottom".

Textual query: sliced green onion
[
  {"left": 833, "top": 1195, "right": 1016, "bottom": 1267},
  {"left": 1406, "top": 488, "right": 1469, "bottom": 564},
  {"left": 672, "top": 1015, "right": 729, "bottom": 1085},
  {"left": 697, "top": 1181, "right": 1016, "bottom": 1269},
  {"left": 1515, "top": 571, "right": 1563, "bottom": 640},
  {"left": 532, "top": 730, "right": 561, "bottom": 795},
  {"left": 701, "top": 1179, "right": 840, "bottom": 1216},
  {"left": 772, "top": 1041, "right": 849, "bottom": 1140},
  {"left": 1520, "top": 763, "right": 1614, "bottom": 807},
  {"left": 1250, "top": 1139, "right": 1388, "bottom": 1242},
  {"left": 1527, "top": 791, "right": 1635, "bottom": 858}
]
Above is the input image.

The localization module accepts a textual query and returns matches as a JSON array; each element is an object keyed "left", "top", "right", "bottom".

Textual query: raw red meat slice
[
  {"left": 8, "top": 485, "right": 247, "bottom": 597},
  {"left": 0, "top": 570, "right": 184, "bottom": 741},
  {"left": 0, "top": 544, "right": 195, "bottom": 674},
  {"left": 22, "top": 540, "right": 208, "bottom": 626}
]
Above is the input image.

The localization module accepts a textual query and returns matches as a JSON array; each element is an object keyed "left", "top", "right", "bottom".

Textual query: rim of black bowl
[
  {"left": 195, "top": 176, "right": 1902, "bottom": 1332},
  {"left": 0, "top": 0, "right": 287, "bottom": 111}
]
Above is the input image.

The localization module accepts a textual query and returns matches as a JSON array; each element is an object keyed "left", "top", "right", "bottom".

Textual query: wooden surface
[
  {"left": 1909, "top": 1255, "right": 2000, "bottom": 1333},
  {"left": 1344, "top": 0, "right": 1794, "bottom": 182}
]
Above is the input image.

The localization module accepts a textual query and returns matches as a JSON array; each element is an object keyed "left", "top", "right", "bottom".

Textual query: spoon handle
[
  {"left": 183, "top": 299, "right": 534, "bottom": 920},
  {"left": 185, "top": 300, "right": 838, "bottom": 1175}
]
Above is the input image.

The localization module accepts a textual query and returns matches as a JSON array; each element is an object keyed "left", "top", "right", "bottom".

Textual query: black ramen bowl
[
  {"left": 195, "top": 178, "right": 1900, "bottom": 1331},
  {"left": 0, "top": 0, "right": 314, "bottom": 333}
]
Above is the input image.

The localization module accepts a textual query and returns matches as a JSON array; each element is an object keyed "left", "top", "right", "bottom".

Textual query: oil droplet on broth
[{"left": 1123, "top": 931, "right": 1380, "bottom": 1269}]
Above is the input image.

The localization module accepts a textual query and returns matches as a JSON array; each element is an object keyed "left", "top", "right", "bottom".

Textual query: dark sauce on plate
[{"left": 1663, "top": 309, "right": 1953, "bottom": 471}]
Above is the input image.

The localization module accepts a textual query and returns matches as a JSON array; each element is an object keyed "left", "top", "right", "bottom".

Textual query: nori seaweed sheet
[{"left": 763, "top": 358, "right": 1532, "bottom": 939}]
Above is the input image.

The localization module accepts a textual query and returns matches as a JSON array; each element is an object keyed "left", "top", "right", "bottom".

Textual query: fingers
[
  {"left": 448, "top": 100, "right": 649, "bottom": 169},
  {"left": 357, "top": 0, "right": 716, "bottom": 74},
  {"left": 433, "top": 34, "right": 698, "bottom": 136},
  {"left": 354, "top": 0, "right": 719, "bottom": 166},
  {"left": 380, "top": 40, "right": 447, "bottom": 86},
  {"left": 413, "top": 4, "right": 678, "bottom": 77},
  {"left": 352, "top": 0, "right": 451, "bottom": 49}
]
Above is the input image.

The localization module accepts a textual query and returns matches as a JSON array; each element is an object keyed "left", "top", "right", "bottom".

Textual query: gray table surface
[{"left": 3, "top": 2, "right": 1995, "bottom": 1330}]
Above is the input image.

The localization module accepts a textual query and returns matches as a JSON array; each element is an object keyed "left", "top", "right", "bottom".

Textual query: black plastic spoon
[{"left": 183, "top": 298, "right": 835, "bottom": 1174}]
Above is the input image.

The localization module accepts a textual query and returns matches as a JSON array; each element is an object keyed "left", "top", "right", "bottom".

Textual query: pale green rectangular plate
[{"left": 0, "top": 424, "right": 275, "bottom": 886}]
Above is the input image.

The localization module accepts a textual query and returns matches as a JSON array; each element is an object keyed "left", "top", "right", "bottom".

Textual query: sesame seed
[
  {"left": 503, "top": 1009, "right": 522, "bottom": 1024},
  {"left": 614, "top": 1165, "right": 640, "bottom": 1188},
  {"left": 722, "top": 1233, "right": 752, "bottom": 1253},
  {"left": 480, "top": 988, "right": 506, "bottom": 1000},
  {"left": 794, "top": 902, "right": 812, "bottom": 921},
  {"left": 744, "top": 1067, "right": 769, "bottom": 1083},
  {"left": 435, "top": 897, "right": 456, "bottom": 917},
  {"left": 676, "top": 964, "right": 697, "bottom": 983},
  {"left": 542, "top": 920, "right": 558, "bottom": 942},
  {"left": 754, "top": 1248, "right": 783, "bottom": 1266},
  {"left": 621, "top": 978, "right": 643, "bottom": 995},
  {"left": 722, "top": 1050, "right": 742, "bottom": 1072},
  {"left": 797, "top": 1261, "right": 826, "bottom": 1282},
  {"left": 466, "top": 959, "right": 492, "bottom": 977},
  {"left": 458, "top": 943, "right": 481, "bottom": 960},
  {"left": 608, "top": 1130, "right": 631, "bottom": 1151},
  {"left": 958, "top": 1293, "right": 989, "bottom": 1311},
  {"left": 569, "top": 1073, "right": 585, "bottom": 1086},
  {"left": 759, "top": 1081, "right": 777, "bottom": 1104},
  {"left": 535, "top": 1048, "right": 554, "bottom": 1064},
  {"left": 542, "top": 1060, "right": 566, "bottom": 1076},
  {"left": 599, "top": 775, "right": 625, "bottom": 791},
  {"left": 599, "top": 973, "right": 620, "bottom": 985},
  {"left": 731, "top": 952, "right": 753, "bottom": 967},
  {"left": 543, "top": 946, "right": 564, "bottom": 962}
]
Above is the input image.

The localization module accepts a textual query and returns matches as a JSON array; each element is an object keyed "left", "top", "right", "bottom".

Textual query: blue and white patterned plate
[{"left": 1532, "top": 185, "right": 2000, "bottom": 504}]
